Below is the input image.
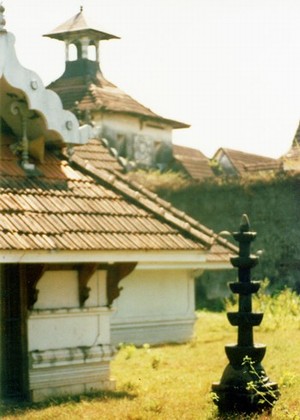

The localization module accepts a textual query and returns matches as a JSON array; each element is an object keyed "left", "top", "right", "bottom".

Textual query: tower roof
[
  {"left": 48, "top": 73, "right": 190, "bottom": 129},
  {"left": 43, "top": 7, "right": 120, "bottom": 42},
  {"left": 44, "top": 7, "right": 189, "bottom": 129}
]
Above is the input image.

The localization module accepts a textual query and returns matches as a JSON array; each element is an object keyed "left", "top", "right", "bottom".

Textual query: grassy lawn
[{"left": 1, "top": 290, "right": 300, "bottom": 419}]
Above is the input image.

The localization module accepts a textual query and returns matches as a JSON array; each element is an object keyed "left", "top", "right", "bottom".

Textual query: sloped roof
[
  {"left": 0, "top": 6, "right": 233, "bottom": 266},
  {"left": 214, "top": 148, "right": 280, "bottom": 175},
  {"left": 48, "top": 73, "right": 189, "bottom": 129},
  {"left": 70, "top": 138, "right": 124, "bottom": 173},
  {"left": 172, "top": 144, "right": 215, "bottom": 181},
  {"left": 0, "top": 134, "right": 235, "bottom": 263},
  {"left": 44, "top": 8, "right": 119, "bottom": 41}
]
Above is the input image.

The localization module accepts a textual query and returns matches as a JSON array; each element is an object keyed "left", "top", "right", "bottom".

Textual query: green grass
[{"left": 1, "top": 294, "right": 300, "bottom": 419}]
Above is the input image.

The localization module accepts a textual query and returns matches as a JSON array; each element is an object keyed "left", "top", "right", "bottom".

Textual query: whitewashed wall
[
  {"left": 111, "top": 268, "right": 196, "bottom": 345},
  {"left": 93, "top": 113, "right": 173, "bottom": 168},
  {"left": 28, "top": 270, "right": 115, "bottom": 402},
  {"left": 94, "top": 113, "right": 173, "bottom": 143}
]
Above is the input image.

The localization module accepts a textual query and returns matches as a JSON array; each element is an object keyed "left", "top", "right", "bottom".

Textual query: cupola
[{"left": 44, "top": 7, "right": 119, "bottom": 76}]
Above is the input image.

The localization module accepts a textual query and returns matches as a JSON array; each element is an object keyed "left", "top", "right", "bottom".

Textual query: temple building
[
  {"left": 0, "top": 5, "right": 235, "bottom": 403},
  {"left": 45, "top": 7, "right": 189, "bottom": 171}
]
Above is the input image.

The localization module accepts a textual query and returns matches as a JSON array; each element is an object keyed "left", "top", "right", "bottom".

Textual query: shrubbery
[
  {"left": 226, "top": 279, "right": 300, "bottom": 331},
  {"left": 128, "top": 170, "right": 300, "bottom": 293}
]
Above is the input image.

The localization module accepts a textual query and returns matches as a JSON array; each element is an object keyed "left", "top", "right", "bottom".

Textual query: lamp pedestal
[{"left": 212, "top": 215, "right": 279, "bottom": 414}]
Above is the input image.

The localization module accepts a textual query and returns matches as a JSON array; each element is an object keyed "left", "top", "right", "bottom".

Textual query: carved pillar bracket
[
  {"left": 23, "top": 264, "right": 46, "bottom": 310},
  {"left": 78, "top": 264, "right": 98, "bottom": 307},
  {"left": 106, "top": 262, "right": 137, "bottom": 306}
]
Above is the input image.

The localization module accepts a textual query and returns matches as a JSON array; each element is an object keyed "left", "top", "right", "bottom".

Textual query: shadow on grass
[{"left": 0, "top": 390, "right": 136, "bottom": 417}]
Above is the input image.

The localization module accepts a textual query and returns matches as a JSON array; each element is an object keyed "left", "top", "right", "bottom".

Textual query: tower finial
[
  {"left": 80, "top": 5, "right": 83, "bottom": 12},
  {"left": 0, "top": 2, "right": 6, "bottom": 32}
]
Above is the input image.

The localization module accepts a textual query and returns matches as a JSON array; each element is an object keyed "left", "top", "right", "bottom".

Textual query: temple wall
[
  {"left": 94, "top": 113, "right": 172, "bottom": 143},
  {"left": 27, "top": 269, "right": 115, "bottom": 402},
  {"left": 93, "top": 113, "right": 173, "bottom": 168},
  {"left": 111, "top": 268, "right": 196, "bottom": 345}
]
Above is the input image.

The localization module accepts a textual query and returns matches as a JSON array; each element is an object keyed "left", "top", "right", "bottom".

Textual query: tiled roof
[
  {"left": 243, "top": 161, "right": 282, "bottom": 172},
  {"left": 172, "top": 144, "right": 215, "bottom": 181},
  {"left": 0, "top": 134, "right": 235, "bottom": 260},
  {"left": 215, "top": 148, "right": 280, "bottom": 175},
  {"left": 48, "top": 73, "right": 189, "bottom": 129},
  {"left": 70, "top": 138, "right": 123, "bottom": 173}
]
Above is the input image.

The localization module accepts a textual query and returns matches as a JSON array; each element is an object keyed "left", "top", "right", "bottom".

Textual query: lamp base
[{"left": 212, "top": 362, "right": 279, "bottom": 414}]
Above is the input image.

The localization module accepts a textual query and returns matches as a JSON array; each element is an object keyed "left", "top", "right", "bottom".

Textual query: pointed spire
[
  {"left": 240, "top": 213, "right": 250, "bottom": 232},
  {"left": 0, "top": 2, "right": 6, "bottom": 33}
]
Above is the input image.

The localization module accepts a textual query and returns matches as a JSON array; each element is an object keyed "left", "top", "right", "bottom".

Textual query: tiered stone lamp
[{"left": 212, "top": 215, "right": 279, "bottom": 413}]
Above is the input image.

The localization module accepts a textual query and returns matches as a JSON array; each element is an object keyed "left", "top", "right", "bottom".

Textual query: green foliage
[
  {"left": 151, "top": 355, "right": 161, "bottom": 370},
  {"left": 225, "top": 279, "right": 300, "bottom": 331},
  {"left": 243, "top": 356, "right": 279, "bottom": 408},
  {"left": 153, "top": 172, "right": 300, "bottom": 292},
  {"left": 118, "top": 343, "right": 137, "bottom": 360},
  {"left": 127, "top": 170, "right": 300, "bottom": 293}
]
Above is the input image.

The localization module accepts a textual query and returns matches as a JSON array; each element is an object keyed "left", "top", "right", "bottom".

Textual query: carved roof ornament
[{"left": 0, "top": 5, "right": 93, "bottom": 146}]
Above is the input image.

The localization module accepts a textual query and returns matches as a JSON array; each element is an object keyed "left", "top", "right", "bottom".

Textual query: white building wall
[
  {"left": 33, "top": 270, "right": 78, "bottom": 309},
  {"left": 111, "top": 268, "right": 196, "bottom": 345},
  {"left": 27, "top": 269, "right": 115, "bottom": 402},
  {"left": 94, "top": 113, "right": 172, "bottom": 143},
  {"left": 93, "top": 113, "right": 173, "bottom": 168}
]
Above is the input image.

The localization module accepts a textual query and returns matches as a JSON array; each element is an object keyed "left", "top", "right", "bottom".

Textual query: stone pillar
[
  {"left": 80, "top": 37, "right": 90, "bottom": 59},
  {"left": 212, "top": 214, "right": 279, "bottom": 414},
  {"left": 65, "top": 41, "right": 70, "bottom": 62}
]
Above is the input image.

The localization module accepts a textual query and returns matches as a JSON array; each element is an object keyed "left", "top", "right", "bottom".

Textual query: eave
[{"left": 0, "top": 249, "right": 232, "bottom": 270}]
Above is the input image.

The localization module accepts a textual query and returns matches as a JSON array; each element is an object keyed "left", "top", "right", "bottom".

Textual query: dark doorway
[{"left": 0, "top": 264, "right": 29, "bottom": 402}]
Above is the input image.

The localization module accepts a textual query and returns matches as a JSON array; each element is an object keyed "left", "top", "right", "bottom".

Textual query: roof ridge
[{"left": 222, "top": 147, "right": 277, "bottom": 160}]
